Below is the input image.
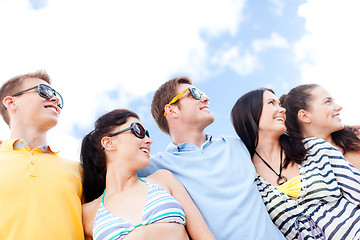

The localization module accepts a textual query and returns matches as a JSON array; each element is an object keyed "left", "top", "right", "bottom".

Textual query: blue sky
[{"left": 0, "top": 0, "right": 359, "bottom": 159}]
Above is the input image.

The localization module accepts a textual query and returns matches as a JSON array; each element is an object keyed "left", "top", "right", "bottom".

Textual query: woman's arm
[
  {"left": 82, "top": 200, "right": 100, "bottom": 240},
  {"left": 150, "top": 169, "right": 216, "bottom": 240}
]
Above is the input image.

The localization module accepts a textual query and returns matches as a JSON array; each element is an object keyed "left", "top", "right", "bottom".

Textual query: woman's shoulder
[
  {"left": 303, "top": 137, "right": 345, "bottom": 165},
  {"left": 145, "top": 169, "right": 174, "bottom": 180},
  {"left": 82, "top": 196, "right": 102, "bottom": 217},
  {"left": 82, "top": 196, "right": 102, "bottom": 238},
  {"left": 303, "top": 137, "right": 337, "bottom": 151},
  {"left": 143, "top": 169, "right": 176, "bottom": 192}
]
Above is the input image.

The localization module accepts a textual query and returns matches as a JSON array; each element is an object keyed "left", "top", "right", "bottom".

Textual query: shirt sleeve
[{"left": 305, "top": 137, "right": 360, "bottom": 204}]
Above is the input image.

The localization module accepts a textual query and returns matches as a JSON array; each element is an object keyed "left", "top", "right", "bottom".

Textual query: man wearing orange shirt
[{"left": 0, "top": 71, "right": 84, "bottom": 239}]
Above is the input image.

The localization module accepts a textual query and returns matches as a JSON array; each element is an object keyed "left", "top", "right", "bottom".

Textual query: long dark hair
[
  {"left": 80, "top": 109, "right": 139, "bottom": 203},
  {"left": 280, "top": 84, "right": 360, "bottom": 155},
  {"left": 231, "top": 88, "right": 306, "bottom": 168}
]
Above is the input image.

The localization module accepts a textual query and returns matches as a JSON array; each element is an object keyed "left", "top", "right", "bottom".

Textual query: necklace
[{"left": 255, "top": 147, "right": 287, "bottom": 185}]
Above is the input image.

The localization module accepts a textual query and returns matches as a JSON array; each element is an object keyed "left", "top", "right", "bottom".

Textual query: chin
[
  {"left": 142, "top": 160, "right": 150, "bottom": 169},
  {"left": 206, "top": 115, "right": 215, "bottom": 124},
  {"left": 48, "top": 119, "right": 59, "bottom": 127}
]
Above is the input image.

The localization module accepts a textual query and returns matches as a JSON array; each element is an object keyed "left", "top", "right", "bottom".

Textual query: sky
[{"left": 0, "top": 0, "right": 359, "bottom": 161}]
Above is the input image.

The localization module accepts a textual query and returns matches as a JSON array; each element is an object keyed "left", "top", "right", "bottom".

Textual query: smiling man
[
  {"left": 0, "top": 71, "right": 84, "bottom": 240},
  {"left": 138, "top": 76, "right": 285, "bottom": 240}
]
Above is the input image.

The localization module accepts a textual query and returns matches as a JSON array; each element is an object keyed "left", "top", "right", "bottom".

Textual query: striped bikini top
[{"left": 93, "top": 178, "right": 186, "bottom": 240}]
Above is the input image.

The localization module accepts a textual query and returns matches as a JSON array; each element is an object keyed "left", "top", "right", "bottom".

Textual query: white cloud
[
  {"left": 210, "top": 32, "right": 290, "bottom": 76},
  {"left": 267, "top": 0, "right": 285, "bottom": 16},
  {"left": 252, "top": 32, "right": 290, "bottom": 52},
  {"left": 295, "top": 0, "right": 360, "bottom": 125},
  {"left": 212, "top": 46, "right": 259, "bottom": 75},
  {"left": 0, "top": 0, "right": 246, "bottom": 160}
]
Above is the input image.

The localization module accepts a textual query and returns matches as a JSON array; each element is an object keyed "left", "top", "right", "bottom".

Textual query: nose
[
  {"left": 201, "top": 94, "right": 210, "bottom": 104},
  {"left": 279, "top": 106, "right": 286, "bottom": 113},
  {"left": 145, "top": 136, "right": 153, "bottom": 145},
  {"left": 50, "top": 95, "right": 60, "bottom": 106},
  {"left": 334, "top": 102, "right": 342, "bottom": 111}
]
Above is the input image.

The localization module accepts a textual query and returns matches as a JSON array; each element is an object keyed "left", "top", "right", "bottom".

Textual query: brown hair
[
  {"left": 231, "top": 88, "right": 306, "bottom": 168},
  {"left": 280, "top": 84, "right": 360, "bottom": 154},
  {"left": 151, "top": 76, "right": 192, "bottom": 134},
  {"left": 0, "top": 70, "right": 51, "bottom": 125},
  {"left": 279, "top": 84, "right": 318, "bottom": 142}
]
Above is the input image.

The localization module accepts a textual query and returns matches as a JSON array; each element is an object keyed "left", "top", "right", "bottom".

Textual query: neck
[
  {"left": 302, "top": 127, "right": 333, "bottom": 144},
  {"left": 105, "top": 162, "right": 139, "bottom": 192},
  {"left": 170, "top": 129, "right": 207, "bottom": 147},
  {"left": 10, "top": 127, "right": 48, "bottom": 150},
  {"left": 256, "top": 131, "right": 282, "bottom": 159}
]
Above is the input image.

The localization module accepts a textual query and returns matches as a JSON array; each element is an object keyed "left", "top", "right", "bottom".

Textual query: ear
[
  {"left": 164, "top": 104, "right": 179, "bottom": 118},
  {"left": 3, "top": 96, "right": 17, "bottom": 111},
  {"left": 297, "top": 109, "right": 311, "bottom": 124},
  {"left": 101, "top": 136, "right": 115, "bottom": 151}
]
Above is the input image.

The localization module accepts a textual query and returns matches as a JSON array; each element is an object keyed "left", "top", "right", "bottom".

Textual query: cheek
[{"left": 258, "top": 117, "right": 268, "bottom": 129}]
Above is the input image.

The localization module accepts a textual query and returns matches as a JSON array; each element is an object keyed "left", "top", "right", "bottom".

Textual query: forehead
[
  {"left": 263, "top": 90, "right": 278, "bottom": 101},
  {"left": 21, "top": 78, "right": 50, "bottom": 89},
  {"left": 310, "top": 86, "right": 331, "bottom": 100},
  {"left": 116, "top": 116, "right": 140, "bottom": 130},
  {"left": 176, "top": 83, "right": 193, "bottom": 93}
]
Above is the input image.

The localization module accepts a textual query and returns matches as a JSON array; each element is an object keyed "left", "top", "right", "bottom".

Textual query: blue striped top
[
  {"left": 256, "top": 137, "right": 360, "bottom": 240},
  {"left": 93, "top": 179, "right": 186, "bottom": 240}
]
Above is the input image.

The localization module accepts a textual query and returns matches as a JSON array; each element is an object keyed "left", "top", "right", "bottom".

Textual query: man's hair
[
  {"left": 151, "top": 76, "right": 192, "bottom": 134},
  {"left": 0, "top": 70, "right": 51, "bottom": 125}
]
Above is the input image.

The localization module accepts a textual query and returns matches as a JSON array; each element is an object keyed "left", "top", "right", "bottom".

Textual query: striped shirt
[
  {"left": 256, "top": 137, "right": 360, "bottom": 240},
  {"left": 93, "top": 179, "right": 186, "bottom": 240}
]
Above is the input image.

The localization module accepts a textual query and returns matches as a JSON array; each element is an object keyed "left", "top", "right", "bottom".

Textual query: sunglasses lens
[
  {"left": 54, "top": 92, "right": 64, "bottom": 109},
  {"left": 38, "top": 84, "right": 53, "bottom": 99},
  {"left": 190, "top": 88, "right": 203, "bottom": 100},
  {"left": 38, "top": 84, "right": 64, "bottom": 109},
  {"left": 133, "top": 123, "right": 146, "bottom": 138},
  {"left": 145, "top": 130, "right": 150, "bottom": 138}
]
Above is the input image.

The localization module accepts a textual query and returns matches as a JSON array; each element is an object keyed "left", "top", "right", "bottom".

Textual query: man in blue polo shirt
[{"left": 138, "top": 76, "right": 285, "bottom": 239}]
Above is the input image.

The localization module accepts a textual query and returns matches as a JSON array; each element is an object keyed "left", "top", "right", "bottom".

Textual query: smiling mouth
[
  {"left": 45, "top": 105, "right": 58, "bottom": 114},
  {"left": 140, "top": 147, "right": 150, "bottom": 155},
  {"left": 200, "top": 106, "right": 210, "bottom": 112},
  {"left": 274, "top": 117, "right": 285, "bottom": 122}
]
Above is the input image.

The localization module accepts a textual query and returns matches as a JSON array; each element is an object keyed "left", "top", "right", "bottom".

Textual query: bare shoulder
[
  {"left": 152, "top": 169, "right": 174, "bottom": 178},
  {"left": 145, "top": 169, "right": 178, "bottom": 193},
  {"left": 82, "top": 197, "right": 102, "bottom": 238},
  {"left": 82, "top": 197, "right": 101, "bottom": 222},
  {"left": 146, "top": 169, "right": 176, "bottom": 183}
]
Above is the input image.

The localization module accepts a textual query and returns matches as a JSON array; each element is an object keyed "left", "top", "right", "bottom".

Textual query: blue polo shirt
[{"left": 138, "top": 135, "right": 285, "bottom": 240}]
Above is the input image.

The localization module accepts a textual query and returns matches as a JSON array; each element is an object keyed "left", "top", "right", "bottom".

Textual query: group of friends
[{"left": 0, "top": 70, "right": 359, "bottom": 240}]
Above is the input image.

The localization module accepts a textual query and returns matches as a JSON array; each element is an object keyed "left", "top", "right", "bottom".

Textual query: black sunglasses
[
  {"left": 12, "top": 84, "right": 64, "bottom": 109},
  {"left": 108, "top": 122, "right": 150, "bottom": 139}
]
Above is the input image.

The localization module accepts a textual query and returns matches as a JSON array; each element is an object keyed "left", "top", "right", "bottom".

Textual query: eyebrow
[
  {"left": 323, "top": 96, "right": 333, "bottom": 101},
  {"left": 266, "top": 98, "right": 280, "bottom": 103}
]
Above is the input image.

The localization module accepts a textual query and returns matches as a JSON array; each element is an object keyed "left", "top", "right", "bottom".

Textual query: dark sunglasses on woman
[{"left": 108, "top": 122, "right": 150, "bottom": 139}]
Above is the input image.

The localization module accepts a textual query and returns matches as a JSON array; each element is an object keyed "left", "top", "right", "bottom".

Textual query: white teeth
[
  {"left": 46, "top": 106, "right": 57, "bottom": 113},
  {"left": 141, "top": 148, "right": 149, "bottom": 154},
  {"left": 275, "top": 117, "right": 284, "bottom": 121}
]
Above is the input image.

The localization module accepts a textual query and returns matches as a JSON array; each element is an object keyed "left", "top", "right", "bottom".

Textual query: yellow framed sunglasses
[{"left": 164, "top": 87, "right": 205, "bottom": 116}]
